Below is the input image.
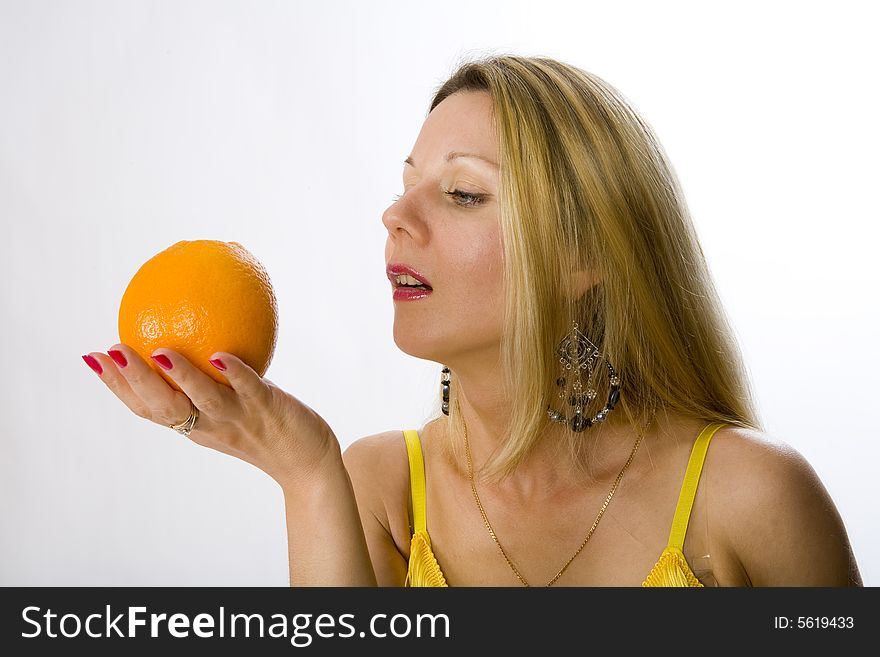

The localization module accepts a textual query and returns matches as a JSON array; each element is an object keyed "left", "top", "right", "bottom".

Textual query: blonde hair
[{"left": 420, "top": 53, "right": 762, "bottom": 483}]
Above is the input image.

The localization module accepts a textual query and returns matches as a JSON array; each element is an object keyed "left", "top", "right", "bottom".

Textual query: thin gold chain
[{"left": 459, "top": 397, "right": 645, "bottom": 587}]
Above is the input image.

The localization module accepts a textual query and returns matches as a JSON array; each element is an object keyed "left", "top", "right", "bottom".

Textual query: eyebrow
[{"left": 404, "top": 151, "right": 499, "bottom": 169}]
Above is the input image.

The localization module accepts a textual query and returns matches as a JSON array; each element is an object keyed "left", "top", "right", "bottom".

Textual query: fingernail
[
  {"left": 107, "top": 349, "right": 128, "bottom": 368},
  {"left": 150, "top": 354, "right": 173, "bottom": 370},
  {"left": 82, "top": 354, "right": 103, "bottom": 375},
  {"left": 209, "top": 358, "right": 227, "bottom": 371}
]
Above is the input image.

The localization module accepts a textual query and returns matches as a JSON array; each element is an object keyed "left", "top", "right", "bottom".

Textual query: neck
[{"left": 440, "top": 353, "right": 648, "bottom": 498}]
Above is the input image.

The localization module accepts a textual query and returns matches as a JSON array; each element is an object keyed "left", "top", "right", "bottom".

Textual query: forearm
[{"left": 281, "top": 452, "right": 378, "bottom": 586}]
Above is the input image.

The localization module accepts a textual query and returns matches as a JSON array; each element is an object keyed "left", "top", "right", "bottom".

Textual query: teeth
[{"left": 395, "top": 274, "right": 425, "bottom": 286}]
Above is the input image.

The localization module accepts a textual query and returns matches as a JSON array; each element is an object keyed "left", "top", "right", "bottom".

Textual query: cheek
[{"left": 449, "top": 229, "right": 504, "bottom": 301}]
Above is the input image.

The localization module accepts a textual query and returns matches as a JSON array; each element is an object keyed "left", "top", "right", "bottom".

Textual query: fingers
[
  {"left": 83, "top": 344, "right": 269, "bottom": 444},
  {"left": 83, "top": 351, "right": 156, "bottom": 420},
  {"left": 147, "top": 347, "right": 241, "bottom": 421},
  {"left": 205, "top": 352, "right": 269, "bottom": 405},
  {"left": 99, "top": 344, "right": 192, "bottom": 427}
]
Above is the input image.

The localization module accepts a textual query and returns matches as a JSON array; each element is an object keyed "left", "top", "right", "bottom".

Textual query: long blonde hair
[{"left": 421, "top": 54, "right": 761, "bottom": 483}]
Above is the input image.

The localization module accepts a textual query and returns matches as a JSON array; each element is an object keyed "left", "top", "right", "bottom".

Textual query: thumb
[{"left": 209, "top": 352, "right": 269, "bottom": 403}]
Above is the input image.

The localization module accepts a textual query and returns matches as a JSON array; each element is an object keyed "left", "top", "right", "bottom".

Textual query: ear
[{"left": 573, "top": 269, "right": 602, "bottom": 299}]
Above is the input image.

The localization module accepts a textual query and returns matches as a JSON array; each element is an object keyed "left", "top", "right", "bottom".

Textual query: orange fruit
[{"left": 118, "top": 240, "right": 278, "bottom": 392}]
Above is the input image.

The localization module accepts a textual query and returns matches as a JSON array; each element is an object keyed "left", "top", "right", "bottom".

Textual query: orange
[{"left": 118, "top": 240, "right": 278, "bottom": 392}]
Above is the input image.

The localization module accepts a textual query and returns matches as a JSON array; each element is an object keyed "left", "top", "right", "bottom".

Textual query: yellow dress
[{"left": 403, "top": 422, "right": 727, "bottom": 587}]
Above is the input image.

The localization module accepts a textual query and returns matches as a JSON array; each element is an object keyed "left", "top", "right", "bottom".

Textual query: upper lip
[{"left": 386, "top": 263, "right": 433, "bottom": 288}]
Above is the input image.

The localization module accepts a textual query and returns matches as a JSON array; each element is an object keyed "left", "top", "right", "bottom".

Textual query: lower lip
[{"left": 393, "top": 287, "right": 433, "bottom": 301}]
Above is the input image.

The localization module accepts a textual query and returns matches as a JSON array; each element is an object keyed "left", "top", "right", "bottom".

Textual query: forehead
[{"left": 406, "top": 91, "right": 497, "bottom": 169}]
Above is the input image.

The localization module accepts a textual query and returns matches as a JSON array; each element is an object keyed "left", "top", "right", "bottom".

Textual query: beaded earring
[
  {"left": 440, "top": 366, "right": 451, "bottom": 416},
  {"left": 546, "top": 322, "right": 620, "bottom": 432}
]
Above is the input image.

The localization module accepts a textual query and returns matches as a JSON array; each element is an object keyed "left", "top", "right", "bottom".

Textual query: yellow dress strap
[
  {"left": 666, "top": 422, "right": 727, "bottom": 550},
  {"left": 402, "top": 429, "right": 448, "bottom": 587},
  {"left": 402, "top": 429, "right": 427, "bottom": 535}
]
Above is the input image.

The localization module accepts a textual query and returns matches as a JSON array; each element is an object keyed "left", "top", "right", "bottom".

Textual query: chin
[
  {"left": 392, "top": 336, "right": 435, "bottom": 362},
  {"left": 392, "top": 325, "right": 445, "bottom": 363}
]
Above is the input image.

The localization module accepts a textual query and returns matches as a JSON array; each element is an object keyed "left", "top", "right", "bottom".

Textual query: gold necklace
[{"left": 460, "top": 398, "right": 645, "bottom": 587}]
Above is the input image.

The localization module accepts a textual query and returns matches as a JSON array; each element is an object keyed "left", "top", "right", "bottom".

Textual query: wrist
[{"left": 276, "top": 437, "right": 346, "bottom": 498}]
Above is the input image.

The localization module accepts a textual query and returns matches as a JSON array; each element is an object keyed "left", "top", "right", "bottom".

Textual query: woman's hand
[{"left": 82, "top": 344, "right": 341, "bottom": 490}]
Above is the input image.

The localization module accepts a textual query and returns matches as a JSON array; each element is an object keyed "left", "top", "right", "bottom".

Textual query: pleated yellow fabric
[
  {"left": 405, "top": 531, "right": 448, "bottom": 587},
  {"left": 642, "top": 546, "right": 704, "bottom": 587},
  {"left": 642, "top": 421, "right": 726, "bottom": 587},
  {"left": 403, "top": 429, "right": 448, "bottom": 587},
  {"left": 403, "top": 423, "right": 726, "bottom": 587}
]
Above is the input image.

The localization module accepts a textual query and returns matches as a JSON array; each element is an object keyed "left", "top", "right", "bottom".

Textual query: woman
[{"left": 84, "top": 55, "right": 862, "bottom": 586}]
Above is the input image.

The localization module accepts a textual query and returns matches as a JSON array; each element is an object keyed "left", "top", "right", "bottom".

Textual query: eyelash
[{"left": 392, "top": 189, "right": 486, "bottom": 208}]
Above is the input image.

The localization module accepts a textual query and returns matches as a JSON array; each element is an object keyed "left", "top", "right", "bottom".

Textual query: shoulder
[
  {"left": 342, "top": 430, "right": 410, "bottom": 511},
  {"left": 341, "top": 430, "right": 412, "bottom": 539},
  {"left": 341, "top": 431, "right": 415, "bottom": 585},
  {"left": 705, "top": 424, "right": 829, "bottom": 509},
  {"left": 704, "top": 424, "right": 807, "bottom": 482},
  {"left": 704, "top": 424, "right": 862, "bottom": 586},
  {"left": 342, "top": 430, "right": 408, "bottom": 476}
]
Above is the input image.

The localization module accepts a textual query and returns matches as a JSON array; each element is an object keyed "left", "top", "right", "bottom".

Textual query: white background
[{"left": 1, "top": 0, "right": 877, "bottom": 586}]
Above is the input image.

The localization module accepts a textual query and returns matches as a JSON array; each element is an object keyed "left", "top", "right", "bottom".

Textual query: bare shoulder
[
  {"left": 341, "top": 431, "right": 412, "bottom": 543},
  {"left": 705, "top": 424, "right": 807, "bottom": 480},
  {"left": 705, "top": 425, "right": 835, "bottom": 507},
  {"left": 342, "top": 431, "right": 408, "bottom": 481},
  {"left": 342, "top": 431, "right": 409, "bottom": 518},
  {"left": 704, "top": 425, "right": 862, "bottom": 586}
]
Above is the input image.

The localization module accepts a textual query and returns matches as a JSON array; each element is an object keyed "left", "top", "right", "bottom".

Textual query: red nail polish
[
  {"left": 107, "top": 349, "right": 128, "bottom": 368},
  {"left": 151, "top": 354, "right": 173, "bottom": 370},
  {"left": 82, "top": 354, "right": 103, "bottom": 375},
  {"left": 209, "top": 358, "right": 227, "bottom": 371}
]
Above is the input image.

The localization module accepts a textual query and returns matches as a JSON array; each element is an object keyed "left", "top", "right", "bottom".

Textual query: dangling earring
[
  {"left": 440, "top": 366, "right": 451, "bottom": 415},
  {"left": 547, "top": 322, "right": 620, "bottom": 432}
]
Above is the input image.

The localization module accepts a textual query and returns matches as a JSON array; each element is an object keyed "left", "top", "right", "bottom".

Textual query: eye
[
  {"left": 444, "top": 189, "right": 487, "bottom": 208},
  {"left": 392, "top": 189, "right": 488, "bottom": 208}
]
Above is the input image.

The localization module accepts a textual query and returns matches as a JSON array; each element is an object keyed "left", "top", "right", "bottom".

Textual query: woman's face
[{"left": 383, "top": 91, "right": 503, "bottom": 366}]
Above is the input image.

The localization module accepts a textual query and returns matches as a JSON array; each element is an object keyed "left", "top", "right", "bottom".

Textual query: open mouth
[{"left": 393, "top": 274, "right": 433, "bottom": 291}]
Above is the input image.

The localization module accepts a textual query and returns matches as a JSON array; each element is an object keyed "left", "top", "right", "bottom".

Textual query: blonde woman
[{"left": 85, "top": 55, "right": 862, "bottom": 587}]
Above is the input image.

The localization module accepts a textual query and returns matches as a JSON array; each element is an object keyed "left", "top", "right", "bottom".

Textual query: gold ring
[{"left": 169, "top": 400, "right": 199, "bottom": 438}]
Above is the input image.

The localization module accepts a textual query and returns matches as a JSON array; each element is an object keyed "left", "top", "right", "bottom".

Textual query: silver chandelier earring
[
  {"left": 547, "top": 322, "right": 620, "bottom": 432},
  {"left": 440, "top": 366, "right": 451, "bottom": 415}
]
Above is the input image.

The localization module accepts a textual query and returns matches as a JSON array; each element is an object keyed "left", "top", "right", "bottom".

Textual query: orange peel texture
[{"left": 118, "top": 240, "right": 278, "bottom": 392}]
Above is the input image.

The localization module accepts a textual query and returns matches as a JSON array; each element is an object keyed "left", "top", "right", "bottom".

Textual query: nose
[{"left": 382, "top": 192, "right": 428, "bottom": 245}]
